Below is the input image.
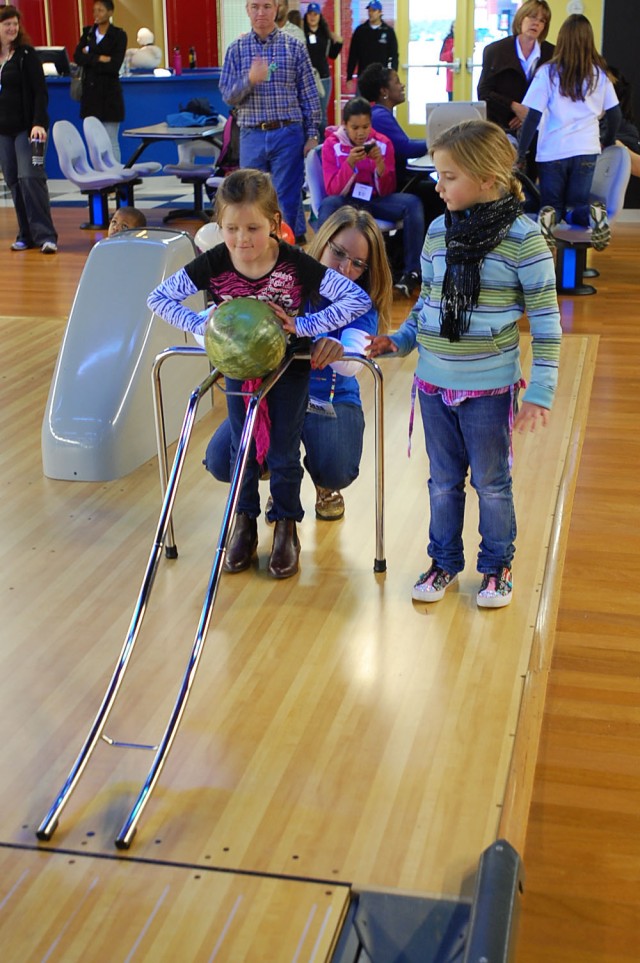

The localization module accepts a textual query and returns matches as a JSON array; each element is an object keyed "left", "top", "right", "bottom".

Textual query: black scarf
[{"left": 439, "top": 194, "right": 522, "bottom": 342}]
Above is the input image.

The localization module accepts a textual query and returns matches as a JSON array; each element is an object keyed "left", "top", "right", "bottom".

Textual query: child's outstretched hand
[
  {"left": 514, "top": 401, "right": 549, "bottom": 433},
  {"left": 268, "top": 301, "right": 297, "bottom": 334},
  {"left": 366, "top": 334, "right": 398, "bottom": 358}
]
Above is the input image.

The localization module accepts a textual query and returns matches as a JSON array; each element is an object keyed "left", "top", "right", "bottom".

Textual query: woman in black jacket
[
  {"left": 0, "top": 5, "right": 58, "bottom": 253},
  {"left": 74, "top": 0, "right": 127, "bottom": 160},
  {"left": 478, "top": 1, "right": 553, "bottom": 134}
]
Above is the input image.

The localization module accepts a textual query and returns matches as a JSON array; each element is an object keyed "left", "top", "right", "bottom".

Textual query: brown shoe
[
  {"left": 268, "top": 519, "right": 300, "bottom": 579},
  {"left": 223, "top": 514, "right": 258, "bottom": 573},
  {"left": 315, "top": 486, "right": 345, "bottom": 520}
]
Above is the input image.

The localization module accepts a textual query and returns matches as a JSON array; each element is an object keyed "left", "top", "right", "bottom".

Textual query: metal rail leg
[
  {"left": 151, "top": 346, "right": 219, "bottom": 559},
  {"left": 35, "top": 370, "right": 219, "bottom": 842}
]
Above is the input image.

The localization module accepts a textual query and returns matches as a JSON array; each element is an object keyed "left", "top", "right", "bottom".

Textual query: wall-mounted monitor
[{"left": 35, "top": 47, "right": 71, "bottom": 77}]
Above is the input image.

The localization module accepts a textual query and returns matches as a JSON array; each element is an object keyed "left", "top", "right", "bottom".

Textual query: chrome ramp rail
[
  {"left": 151, "top": 346, "right": 386, "bottom": 571},
  {"left": 36, "top": 350, "right": 385, "bottom": 849}
]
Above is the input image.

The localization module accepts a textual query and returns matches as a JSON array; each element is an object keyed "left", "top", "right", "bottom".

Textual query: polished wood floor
[{"left": 1, "top": 205, "right": 639, "bottom": 960}]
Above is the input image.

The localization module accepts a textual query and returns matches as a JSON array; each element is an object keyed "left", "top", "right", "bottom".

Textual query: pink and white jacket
[{"left": 321, "top": 124, "right": 397, "bottom": 198}]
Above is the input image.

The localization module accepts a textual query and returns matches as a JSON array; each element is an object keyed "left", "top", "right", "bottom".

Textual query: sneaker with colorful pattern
[
  {"left": 412, "top": 563, "right": 458, "bottom": 602},
  {"left": 538, "top": 206, "right": 557, "bottom": 250},
  {"left": 477, "top": 567, "right": 513, "bottom": 608},
  {"left": 589, "top": 201, "right": 611, "bottom": 251}
]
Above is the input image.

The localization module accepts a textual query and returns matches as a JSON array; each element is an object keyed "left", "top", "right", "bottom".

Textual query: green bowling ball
[{"left": 204, "top": 297, "right": 287, "bottom": 380}]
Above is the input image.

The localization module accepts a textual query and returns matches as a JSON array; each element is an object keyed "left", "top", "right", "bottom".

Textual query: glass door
[{"left": 401, "top": 0, "right": 522, "bottom": 136}]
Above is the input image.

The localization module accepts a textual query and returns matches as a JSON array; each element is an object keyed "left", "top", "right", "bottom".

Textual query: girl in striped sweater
[{"left": 368, "top": 120, "right": 561, "bottom": 608}]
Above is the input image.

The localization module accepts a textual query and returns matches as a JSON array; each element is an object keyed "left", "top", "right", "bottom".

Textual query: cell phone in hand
[{"left": 363, "top": 143, "right": 374, "bottom": 154}]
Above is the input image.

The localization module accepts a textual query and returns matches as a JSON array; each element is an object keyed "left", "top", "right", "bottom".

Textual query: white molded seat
[
  {"left": 52, "top": 120, "right": 138, "bottom": 190},
  {"left": 83, "top": 115, "right": 161, "bottom": 176},
  {"left": 52, "top": 120, "right": 141, "bottom": 227}
]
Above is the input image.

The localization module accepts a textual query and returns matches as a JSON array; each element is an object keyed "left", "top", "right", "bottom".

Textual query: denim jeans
[
  {"left": 318, "top": 75, "right": 332, "bottom": 140},
  {"left": 221, "top": 360, "right": 310, "bottom": 521},
  {"left": 537, "top": 154, "right": 597, "bottom": 226},
  {"left": 418, "top": 390, "right": 516, "bottom": 575},
  {"left": 205, "top": 402, "right": 364, "bottom": 496},
  {"left": 0, "top": 131, "right": 58, "bottom": 246},
  {"left": 240, "top": 124, "right": 305, "bottom": 236},
  {"left": 317, "top": 191, "right": 425, "bottom": 275}
]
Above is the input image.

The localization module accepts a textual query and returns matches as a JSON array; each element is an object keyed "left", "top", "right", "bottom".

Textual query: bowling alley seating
[{"left": 52, "top": 119, "right": 141, "bottom": 228}]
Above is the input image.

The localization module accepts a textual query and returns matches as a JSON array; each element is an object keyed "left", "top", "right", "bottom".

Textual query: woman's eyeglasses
[{"left": 327, "top": 239, "right": 369, "bottom": 272}]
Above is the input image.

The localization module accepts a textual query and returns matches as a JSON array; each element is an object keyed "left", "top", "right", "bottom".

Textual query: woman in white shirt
[{"left": 517, "top": 14, "right": 620, "bottom": 250}]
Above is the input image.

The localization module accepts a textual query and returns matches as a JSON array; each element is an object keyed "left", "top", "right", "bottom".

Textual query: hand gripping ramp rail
[{"left": 36, "top": 349, "right": 385, "bottom": 849}]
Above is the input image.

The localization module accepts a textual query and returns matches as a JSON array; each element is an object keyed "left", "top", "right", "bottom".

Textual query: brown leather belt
[{"left": 252, "top": 120, "right": 295, "bottom": 131}]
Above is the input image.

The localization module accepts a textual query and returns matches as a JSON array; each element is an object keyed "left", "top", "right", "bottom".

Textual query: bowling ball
[
  {"left": 194, "top": 221, "right": 224, "bottom": 252},
  {"left": 280, "top": 221, "right": 295, "bottom": 244},
  {"left": 204, "top": 298, "right": 287, "bottom": 380}
]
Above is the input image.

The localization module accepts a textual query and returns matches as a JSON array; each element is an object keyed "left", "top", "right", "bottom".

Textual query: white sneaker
[
  {"left": 41, "top": 241, "right": 58, "bottom": 254},
  {"left": 412, "top": 563, "right": 458, "bottom": 602}
]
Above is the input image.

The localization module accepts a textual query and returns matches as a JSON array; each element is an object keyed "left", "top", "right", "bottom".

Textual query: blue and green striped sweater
[{"left": 390, "top": 212, "right": 561, "bottom": 410}]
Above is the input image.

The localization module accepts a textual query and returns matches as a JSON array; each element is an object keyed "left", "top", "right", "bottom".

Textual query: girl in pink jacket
[{"left": 318, "top": 96, "right": 425, "bottom": 297}]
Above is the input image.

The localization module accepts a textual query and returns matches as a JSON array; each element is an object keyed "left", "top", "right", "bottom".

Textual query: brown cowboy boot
[
  {"left": 223, "top": 514, "right": 258, "bottom": 573},
  {"left": 267, "top": 519, "right": 300, "bottom": 579}
]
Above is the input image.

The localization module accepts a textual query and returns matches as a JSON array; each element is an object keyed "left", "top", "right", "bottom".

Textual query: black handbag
[{"left": 70, "top": 67, "right": 83, "bottom": 101}]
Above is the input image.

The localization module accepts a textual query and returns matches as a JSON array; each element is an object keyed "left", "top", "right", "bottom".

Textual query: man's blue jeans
[
  {"left": 240, "top": 124, "right": 305, "bottom": 236},
  {"left": 538, "top": 154, "right": 597, "bottom": 226},
  {"left": 418, "top": 390, "right": 516, "bottom": 575},
  {"left": 219, "top": 360, "right": 310, "bottom": 522},
  {"left": 317, "top": 191, "right": 425, "bottom": 275},
  {"left": 205, "top": 402, "right": 365, "bottom": 496}
]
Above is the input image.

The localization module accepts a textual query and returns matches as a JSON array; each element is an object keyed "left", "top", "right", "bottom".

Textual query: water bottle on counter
[
  {"left": 172, "top": 46, "right": 182, "bottom": 75},
  {"left": 189, "top": 46, "right": 197, "bottom": 69}
]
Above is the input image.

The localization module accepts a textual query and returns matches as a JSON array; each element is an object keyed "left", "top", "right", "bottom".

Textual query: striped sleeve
[
  {"left": 518, "top": 229, "right": 562, "bottom": 409},
  {"left": 147, "top": 268, "right": 205, "bottom": 334},
  {"left": 294, "top": 268, "right": 371, "bottom": 338}
]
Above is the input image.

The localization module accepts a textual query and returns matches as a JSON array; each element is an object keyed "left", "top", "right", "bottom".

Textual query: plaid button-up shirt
[{"left": 220, "top": 28, "right": 321, "bottom": 140}]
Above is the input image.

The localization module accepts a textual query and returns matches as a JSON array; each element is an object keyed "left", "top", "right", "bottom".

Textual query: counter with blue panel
[{"left": 45, "top": 69, "right": 225, "bottom": 179}]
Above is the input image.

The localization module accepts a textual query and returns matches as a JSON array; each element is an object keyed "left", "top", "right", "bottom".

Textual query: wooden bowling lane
[
  {"left": 0, "top": 302, "right": 595, "bottom": 914},
  {"left": 0, "top": 846, "right": 349, "bottom": 962}
]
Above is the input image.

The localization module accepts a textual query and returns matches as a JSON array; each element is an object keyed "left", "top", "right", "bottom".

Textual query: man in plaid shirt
[{"left": 220, "top": 0, "right": 321, "bottom": 234}]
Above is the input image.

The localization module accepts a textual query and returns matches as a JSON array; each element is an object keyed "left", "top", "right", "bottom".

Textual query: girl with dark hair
[
  {"left": 319, "top": 96, "right": 425, "bottom": 296},
  {"left": 73, "top": 0, "right": 127, "bottom": 161},
  {"left": 0, "top": 5, "right": 58, "bottom": 253},
  {"left": 357, "top": 62, "right": 444, "bottom": 228},
  {"left": 517, "top": 14, "right": 621, "bottom": 251}
]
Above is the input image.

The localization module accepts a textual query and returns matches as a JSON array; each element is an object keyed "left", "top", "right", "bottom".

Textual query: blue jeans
[
  {"left": 0, "top": 131, "right": 58, "bottom": 246},
  {"left": 318, "top": 75, "right": 332, "bottom": 140},
  {"left": 418, "top": 390, "right": 516, "bottom": 575},
  {"left": 240, "top": 124, "right": 305, "bottom": 236},
  {"left": 221, "top": 360, "right": 310, "bottom": 521},
  {"left": 302, "top": 402, "right": 364, "bottom": 490},
  {"left": 205, "top": 402, "right": 364, "bottom": 495},
  {"left": 317, "top": 192, "right": 424, "bottom": 275},
  {"left": 538, "top": 154, "right": 597, "bottom": 226}
]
